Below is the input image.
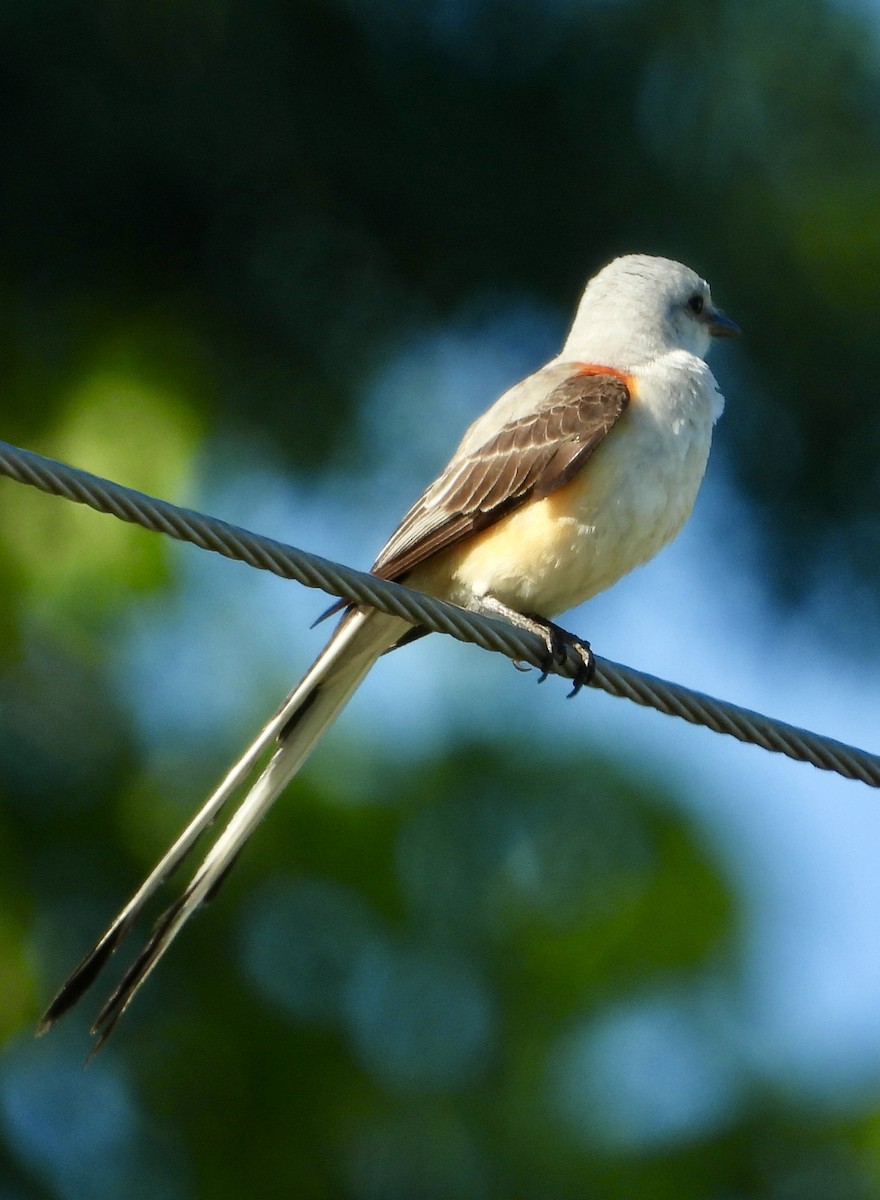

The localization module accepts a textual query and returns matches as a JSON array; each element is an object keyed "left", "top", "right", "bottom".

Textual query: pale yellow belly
[{"left": 410, "top": 408, "right": 712, "bottom": 618}]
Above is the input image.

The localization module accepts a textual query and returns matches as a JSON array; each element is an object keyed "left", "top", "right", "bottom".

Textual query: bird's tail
[{"left": 37, "top": 606, "right": 409, "bottom": 1052}]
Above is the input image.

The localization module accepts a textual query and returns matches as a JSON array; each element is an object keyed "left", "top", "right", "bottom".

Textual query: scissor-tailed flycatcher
[{"left": 39, "top": 254, "right": 738, "bottom": 1049}]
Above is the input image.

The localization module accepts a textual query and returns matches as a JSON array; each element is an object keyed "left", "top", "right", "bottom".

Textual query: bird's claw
[
  {"left": 535, "top": 621, "right": 594, "bottom": 696},
  {"left": 564, "top": 634, "right": 595, "bottom": 698},
  {"left": 481, "top": 596, "right": 594, "bottom": 696}
]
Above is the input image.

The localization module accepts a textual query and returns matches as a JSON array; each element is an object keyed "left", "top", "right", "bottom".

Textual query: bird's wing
[{"left": 371, "top": 367, "right": 631, "bottom": 582}]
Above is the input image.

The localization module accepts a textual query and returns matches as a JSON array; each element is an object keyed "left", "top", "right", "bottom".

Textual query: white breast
[{"left": 416, "top": 351, "right": 723, "bottom": 618}]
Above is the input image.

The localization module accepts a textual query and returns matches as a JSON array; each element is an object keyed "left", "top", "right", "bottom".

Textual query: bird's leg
[{"left": 475, "top": 596, "right": 595, "bottom": 697}]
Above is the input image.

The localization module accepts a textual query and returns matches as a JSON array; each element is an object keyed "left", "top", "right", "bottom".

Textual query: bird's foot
[
  {"left": 532, "top": 619, "right": 595, "bottom": 697},
  {"left": 478, "top": 597, "right": 595, "bottom": 697}
]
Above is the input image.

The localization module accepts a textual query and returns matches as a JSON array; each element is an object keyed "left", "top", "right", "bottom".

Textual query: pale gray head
[{"left": 562, "top": 254, "right": 739, "bottom": 369}]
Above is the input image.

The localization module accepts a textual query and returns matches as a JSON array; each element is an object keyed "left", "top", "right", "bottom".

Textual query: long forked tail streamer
[{"left": 38, "top": 608, "right": 408, "bottom": 1048}]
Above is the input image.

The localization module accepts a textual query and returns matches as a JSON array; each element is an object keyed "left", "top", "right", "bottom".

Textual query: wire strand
[{"left": 1, "top": 438, "right": 878, "bottom": 788}]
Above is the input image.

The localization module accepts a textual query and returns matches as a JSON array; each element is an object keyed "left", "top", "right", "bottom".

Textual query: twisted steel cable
[{"left": 1, "top": 438, "right": 878, "bottom": 787}]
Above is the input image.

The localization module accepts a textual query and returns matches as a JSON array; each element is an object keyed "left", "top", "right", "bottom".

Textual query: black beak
[{"left": 707, "top": 307, "right": 740, "bottom": 338}]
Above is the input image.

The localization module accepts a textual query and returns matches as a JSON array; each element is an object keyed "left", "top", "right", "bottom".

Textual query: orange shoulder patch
[{"left": 572, "top": 362, "right": 638, "bottom": 396}]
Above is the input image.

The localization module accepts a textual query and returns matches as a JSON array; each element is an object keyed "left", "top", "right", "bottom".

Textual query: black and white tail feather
[{"left": 37, "top": 606, "right": 409, "bottom": 1053}]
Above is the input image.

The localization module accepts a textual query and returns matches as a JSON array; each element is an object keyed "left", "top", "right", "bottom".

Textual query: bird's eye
[{"left": 687, "top": 293, "right": 705, "bottom": 316}]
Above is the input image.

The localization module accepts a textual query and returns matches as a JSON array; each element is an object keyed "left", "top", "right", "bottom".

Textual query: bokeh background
[{"left": 2, "top": 1, "right": 880, "bottom": 1196}]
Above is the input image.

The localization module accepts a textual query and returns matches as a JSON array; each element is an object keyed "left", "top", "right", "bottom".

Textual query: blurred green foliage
[{"left": 2, "top": 0, "right": 880, "bottom": 1197}]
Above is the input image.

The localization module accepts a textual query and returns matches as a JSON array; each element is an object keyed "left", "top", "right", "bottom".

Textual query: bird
[{"left": 38, "top": 253, "right": 739, "bottom": 1050}]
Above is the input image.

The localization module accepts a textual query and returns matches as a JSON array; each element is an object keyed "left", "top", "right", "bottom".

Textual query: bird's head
[{"left": 564, "top": 254, "right": 739, "bottom": 369}]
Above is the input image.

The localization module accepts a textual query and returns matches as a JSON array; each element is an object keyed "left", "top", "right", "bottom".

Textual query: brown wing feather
[{"left": 371, "top": 371, "right": 630, "bottom": 582}]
